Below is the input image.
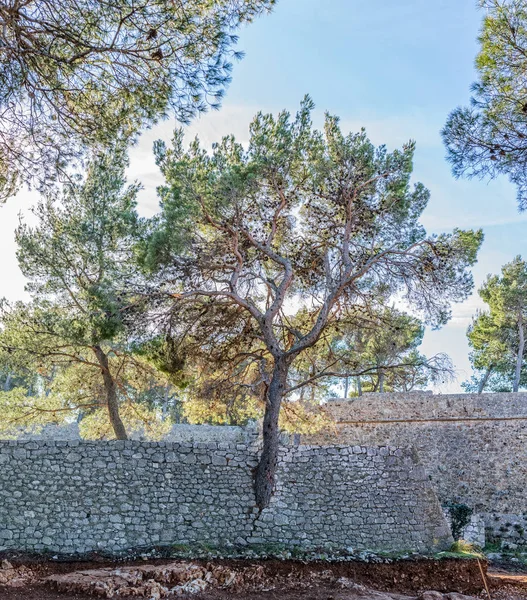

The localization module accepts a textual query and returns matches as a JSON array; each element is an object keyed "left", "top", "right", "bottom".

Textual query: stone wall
[
  {"left": 0, "top": 440, "right": 451, "bottom": 555},
  {"left": 163, "top": 423, "right": 257, "bottom": 444},
  {"left": 304, "top": 392, "right": 527, "bottom": 547},
  {"left": 16, "top": 422, "right": 258, "bottom": 444},
  {"left": 17, "top": 423, "right": 82, "bottom": 441}
]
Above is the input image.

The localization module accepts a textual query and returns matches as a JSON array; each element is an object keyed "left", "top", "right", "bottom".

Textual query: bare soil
[{"left": 0, "top": 556, "right": 524, "bottom": 600}]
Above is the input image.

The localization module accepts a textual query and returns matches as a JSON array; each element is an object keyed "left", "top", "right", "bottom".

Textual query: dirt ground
[{"left": 0, "top": 556, "right": 525, "bottom": 600}]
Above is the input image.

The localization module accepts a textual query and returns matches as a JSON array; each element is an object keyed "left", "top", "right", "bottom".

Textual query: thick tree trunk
[
  {"left": 255, "top": 356, "right": 289, "bottom": 510},
  {"left": 357, "top": 377, "right": 362, "bottom": 396},
  {"left": 477, "top": 365, "right": 493, "bottom": 394},
  {"left": 378, "top": 371, "right": 385, "bottom": 393},
  {"left": 93, "top": 345, "right": 128, "bottom": 440},
  {"left": 514, "top": 317, "right": 525, "bottom": 392},
  {"left": 343, "top": 376, "right": 349, "bottom": 399}
]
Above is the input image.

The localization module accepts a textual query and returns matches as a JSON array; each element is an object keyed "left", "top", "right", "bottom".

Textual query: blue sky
[{"left": 1, "top": 0, "right": 526, "bottom": 392}]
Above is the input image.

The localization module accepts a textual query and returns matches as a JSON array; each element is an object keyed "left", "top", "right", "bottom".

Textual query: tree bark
[
  {"left": 255, "top": 356, "right": 289, "bottom": 510},
  {"left": 514, "top": 315, "right": 525, "bottom": 392},
  {"left": 378, "top": 371, "right": 385, "bottom": 393},
  {"left": 477, "top": 365, "right": 493, "bottom": 394},
  {"left": 93, "top": 345, "right": 128, "bottom": 440},
  {"left": 357, "top": 377, "right": 362, "bottom": 396},
  {"left": 343, "top": 376, "right": 349, "bottom": 399}
]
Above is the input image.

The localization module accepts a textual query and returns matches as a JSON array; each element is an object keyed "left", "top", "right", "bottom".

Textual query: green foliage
[
  {"left": 0, "top": 329, "right": 178, "bottom": 439},
  {"left": 445, "top": 503, "right": 474, "bottom": 541},
  {"left": 480, "top": 256, "right": 527, "bottom": 316},
  {"left": 464, "top": 256, "right": 527, "bottom": 391},
  {"left": 16, "top": 145, "right": 140, "bottom": 328},
  {"left": 0, "top": 387, "right": 66, "bottom": 439},
  {"left": 142, "top": 97, "right": 482, "bottom": 426},
  {"left": 133, "top": 335, "right": 189, "bottom": 388},
  {"left": 334, "top": 307, "right": 453, "bottom": 393},
  {"left": 0, "top": 0, "right": 273, "bottom": 200},
  {"left": 0, "top": 145, "right": 175, "bottom": 438},
  {"left": 438, "top": 540, "right": 484, "bottom": 559},
  {"left": 79, "top": 403, "right": 171, "bottom": 441},
  {"left": 182, "top": 390, "right": 261, "bottom": 426},
  {"left": 1, "top": 145, "right": 140, "bottom": 360},
  {"left": 443, "top": 0, "right": 527, "bottom": 208},
  {"left": 463, "top": 311, "right": 518, "bottom": 392}
]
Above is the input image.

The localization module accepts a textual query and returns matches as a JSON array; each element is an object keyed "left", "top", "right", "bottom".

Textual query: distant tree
[
  {"left": 0, "top": 0, "right": 273, "bottom": 201},
  {"left": 283, "top": 307, "right": 453, "bottom": 398},
  {"left": 0, "top": 146, "right": 167, "bottom": 438},
  {"left": 0, "top": 346, "right": 174, "bottom": 440},
  {"left": 464, "top": 256, "right": 527, "bottom": 392},
  {"left": 365, "top": 309, "right": 427, "bottom": 392},
  {"left": 462, "top": 367, "right": 527, "bottom": 393},
  {"left": 142, "top": 98, "right": 483, "bottom": 508},
  {"left": 330, "top": 307, "right": 453, "bottom": 395},
  {"left": 443, "top": 0, "right": 527, "bottom": 209},
  {"left": 463, "top": 310, "right": 514, "bottom": 393},
  {"left": 0, "top": 359, "right": 39, "bottom": 394},
  {"left": 481, "top": 256, "right": 527, "bottom": 391}
]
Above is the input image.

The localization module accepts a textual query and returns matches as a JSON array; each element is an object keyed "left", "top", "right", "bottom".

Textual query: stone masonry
[
  {"left": 0, "top": 439, "right": 452, "bottom": 555},
  {"left": 304, "top": 391, "right": 527, "bottom": 547}
]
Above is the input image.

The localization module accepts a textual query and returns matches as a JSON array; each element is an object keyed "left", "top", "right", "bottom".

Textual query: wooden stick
[{"left": 477, "top": 558, "right": 492, "bottom": 600}]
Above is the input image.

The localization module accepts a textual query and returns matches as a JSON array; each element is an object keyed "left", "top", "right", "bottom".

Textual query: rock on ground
[{"left": 45, "top": 562, "right": 481, "bottom": 600}]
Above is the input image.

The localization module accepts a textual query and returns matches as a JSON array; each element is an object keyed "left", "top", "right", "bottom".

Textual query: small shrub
[{"left": 445, "top": 503, "right": 473, "bottom": 540}]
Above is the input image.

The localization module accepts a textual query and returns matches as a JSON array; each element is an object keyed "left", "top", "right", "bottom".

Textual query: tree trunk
[
  {"left": 93, "top": 345, "right": 128, "bottom": 440},
  {"left": 255, "top": 356, "right": 289, "bottom": 510},
  {"left": 343, "top": 376, "right": 349, "bottom": 399},
  {"left": 357, "top": 377, "right": 362, "bottom": 396},
  {"left": 44, "top": 365, "right": 56, "bottom": 397},
  {"left": 514, "top": 316, "right": 525, "bottom": 392},
  {"left": 477, "top": 365, "right": 493, "bottom": 394},
  {"left": 378, "top": 371, "right": 385, "bottom": 393},
  {"left": 3, "top": 372, "right": 11, "bottom": 392}
]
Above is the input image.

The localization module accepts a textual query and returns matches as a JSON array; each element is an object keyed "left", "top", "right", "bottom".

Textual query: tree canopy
[
  {"left": 464, "top": 256, "right": 527, "bottom": 392},
  {"left": 0, "top": 145, "right": 172, "bottom": 439},
  {"left": 328, "top": 307, "right": 453, "bottom": 396},
  {"left": 141, "top": 97, "right": 483, "bottom": 507},
  {"left": 0, "top": 0, "right": 273, "bottom": 201},
  {"left": 442, "top": 0, "right": 527, "bottom": 209},
  {"left": 463, "top": 310, "right": 518, "bottom": 393}
]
